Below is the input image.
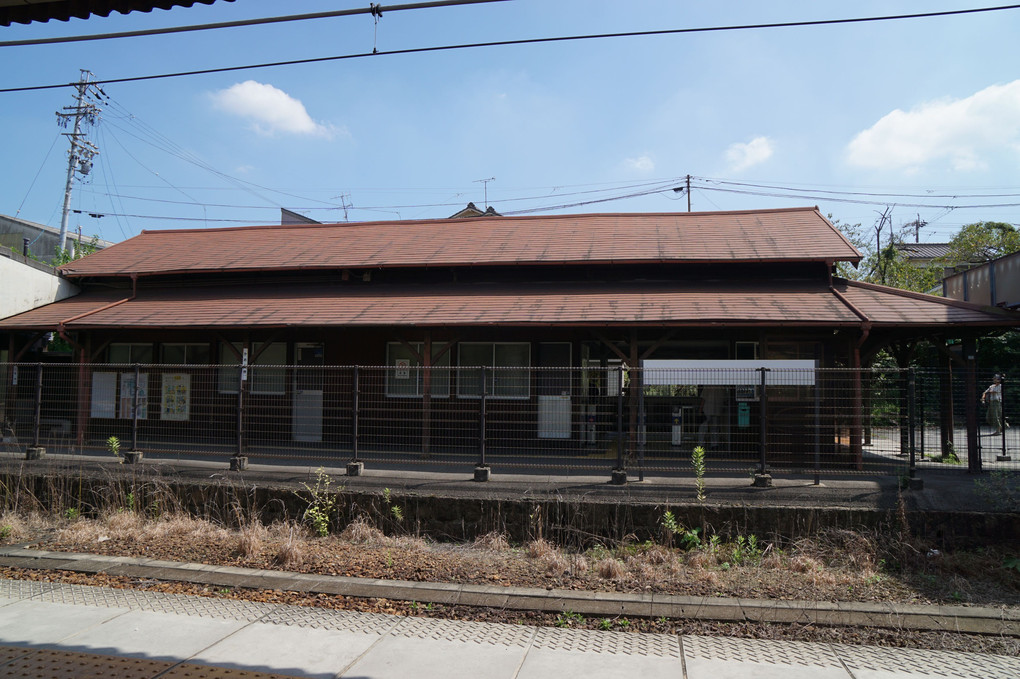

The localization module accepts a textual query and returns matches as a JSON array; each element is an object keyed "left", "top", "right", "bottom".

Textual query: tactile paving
[
  {"left": 684, "top": 634, "right": 844, "bottom": 668},
  {"left": 835, "top": 643, "right": 1020, "bottom": 679},
  {"left": 391, "top": 615, "right": 536, "bottom": 647},
  {"left": 533, "top": 627, "right": 681, "bottom": 657},
  {"left": 0, "top": 647, "right": 174, "bottom": 678},
  {"left": 0, "top": 579, "right": 58, "bottom": 599},
  {"left": 258, "top": 603, "right": 399, "bottom": 634},
  {"left": 35, "top": 583, "right": 274, "bottom": 622},
  {"left": 0, "top": 645, "right": 33, "bottom": 664},
  {"left": 159, "top": 663, "right": 297, "bottom": 678}
]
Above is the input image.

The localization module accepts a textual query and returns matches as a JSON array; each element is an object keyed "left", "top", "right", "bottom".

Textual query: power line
[
  {"left": 0, "top": 0, "right": 509, "bottom": 48},
  {"left": 691, "top": 182, "right": 1020, "bottom": 210},
  {"left": 697, "top": 177, "right": 1020, "bottom": 199},
  {"left": 4, "top": 4, "right": 1020, "bottom": 93}
]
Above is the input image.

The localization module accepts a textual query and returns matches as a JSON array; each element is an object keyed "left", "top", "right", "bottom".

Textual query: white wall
[{"left": 0, "top": 255, "right": 79, "bottom": 320}]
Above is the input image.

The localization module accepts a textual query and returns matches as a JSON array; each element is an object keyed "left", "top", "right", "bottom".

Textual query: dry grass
[
  {"left": 526, "top": 538, "right": 555, "bottom": 559},
  {"left": 275, "top": 527, "right": 305, "bottom": 568},
  {"left": 595, "top": 557, "right": 626, "bottom": 580},
  {"left": 235, "top": 520, "right": 269, "bottom": 560},
  {"left": 472, "top": 531, "right": 511, "bottom": 551},
  {"left": 339, "top": 517, "right": 386, "bottom": 545}
]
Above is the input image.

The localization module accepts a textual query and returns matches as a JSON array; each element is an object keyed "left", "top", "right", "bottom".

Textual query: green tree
[{"left": 940, "top": 221, "right": 1020, "bottom": 266}]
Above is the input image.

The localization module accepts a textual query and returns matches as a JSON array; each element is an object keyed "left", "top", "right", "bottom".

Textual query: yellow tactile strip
[{"left": 0, "top": 646, "right": 297, "bottom": 679}]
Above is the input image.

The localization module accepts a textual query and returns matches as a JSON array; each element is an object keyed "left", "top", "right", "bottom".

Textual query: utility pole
[
  {"left": 56, "top": 70, "right": 102, "bottom": 253},
  {"left": 686, "top": 174, "right": 691, "bottom": 212}
]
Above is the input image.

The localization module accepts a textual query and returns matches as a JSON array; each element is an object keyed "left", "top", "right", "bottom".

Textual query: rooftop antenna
[
  {"left": 56, "top": 69, "right": 102, "bottom": 252},
  {"left": 474, "top": 177, "right": 495, "bottom": 209}
]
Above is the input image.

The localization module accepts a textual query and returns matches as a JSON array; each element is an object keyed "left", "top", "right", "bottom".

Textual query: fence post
[
  {"left": 231, "top": 358, "right": 248, "bottom": 471},
  {"left": 121, "top": 363, "right": 144, "bottom": 463},
  {"left": 26, "top": 363, "right": 45, "bottom": 460},
  {"left": 963, "top": 338, "right": 980, "bottom": 474},
  {"left": 611, "top": 365, "right": 627, "bottom": 484},
  {"left": 753, "top": 367, "right": 772, "bottom": 487},
  {"left": 474, "top": 366, "right": 490, "bottom": 481},
  {"left": 907, "top": 368, "right": 922, "bottom": 489},
  {"left": 637, "top": 366, "right": 645, "bottom": 483},
  {"left": 347, "top": 366, "right": 363, "bottom": 476}
]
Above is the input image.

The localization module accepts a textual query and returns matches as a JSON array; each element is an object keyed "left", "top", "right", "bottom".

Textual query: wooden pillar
[
  {"left": 963, "top": 337, "right": 980, "bottom": 473},
  {"left": 850, "top": 335, "right": 863, "bottom": 470},
  {"left": 628, "top": 330, "right": 639, "bottom": 459}
]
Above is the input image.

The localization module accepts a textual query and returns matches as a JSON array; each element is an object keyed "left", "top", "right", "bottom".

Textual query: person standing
[{"left": 981, "top": 374, "right": 1004, "bottom": 434}]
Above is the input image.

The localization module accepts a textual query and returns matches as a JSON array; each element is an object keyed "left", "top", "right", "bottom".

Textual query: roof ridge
[
  {"left": 137, "top": 206, "right": 826, "bottom": 235},
  {"left": 841, "top": 278, "right": 1009, "bottom": 313}
]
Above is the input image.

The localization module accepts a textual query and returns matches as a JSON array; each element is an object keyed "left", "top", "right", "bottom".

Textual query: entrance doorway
[{"left": 292, "top": 343, "right": 324, "bottom": 442}]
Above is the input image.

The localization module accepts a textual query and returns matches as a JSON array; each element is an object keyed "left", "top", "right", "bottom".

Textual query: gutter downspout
[{"left": 831, "top": 285, "right": 871, "bottom": 470}]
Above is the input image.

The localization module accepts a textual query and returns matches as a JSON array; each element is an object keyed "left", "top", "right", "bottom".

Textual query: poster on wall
[
  {"left": 161, "top": 373, "right": 191, "bottom": 421},
  {"left": 118, "top": 372, "right": 148, "bottom": 419},
  {"left": 395, "top": 358, "right": 410, "bottom": 379},
  {"left": 90, "top": 372, "right": 117, "bottom": 418}
]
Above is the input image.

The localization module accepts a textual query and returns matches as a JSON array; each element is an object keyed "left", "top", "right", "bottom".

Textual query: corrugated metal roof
[
  {"left": 3, "top": 278, "right": 1014, "bottom": 331},
  {"left": 59, "top": 207, "right": 862, "bottom": 277}
]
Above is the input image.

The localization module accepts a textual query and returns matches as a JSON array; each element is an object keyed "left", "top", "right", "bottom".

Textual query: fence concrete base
[
  {"left": 473, "top": 465, "right": 491, "bottom": 482},
  {"left": 229, "top": 456, "right": 248, "bottom": 471},
  {"left": 124, "top": 451, "right": 143, "bottom": 464},
  {"left": 610, "top": 469, "right": 627, "bottom": 485},
  {"left": 346, "top": 462, "right": 364, "bottom": 477},
  {"left": 752, "top": 473, "right": 773, "bottom": 487},
  {"left": 25, "top": 447, "right": 45, "bottom": 460}
]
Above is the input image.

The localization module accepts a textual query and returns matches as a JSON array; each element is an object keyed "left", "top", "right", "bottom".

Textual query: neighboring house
[
  {"left": 448, "top": 202, "right": 501, "bottom": 218},
  {"left": 0, "top": 214, "right": 113, "bottom": 265},
  {"left": 0, "top": 246, "right": 80, "bottom": 322},
  {"left": 895, "top": 242, "right": 952, "bottom": 268},
  {"left": 1, "top": 207, "right": 1018, "bottom": 465},
  {"left": 943, "top": 250, "right": 1020, "bottom": 310}
]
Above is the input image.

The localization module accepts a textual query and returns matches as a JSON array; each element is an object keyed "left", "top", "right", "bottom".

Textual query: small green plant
[
  {"left": 63, "top": 507, "right": 80, "bottom": 521},
  {"left": 1003, "top": 557, "right": 1020, "bottom": 574},
  {"left": 660, "top": 510, "right": 679, "bottom": 548},
  {"left": 382, "top": 487, "right": 392, "bottom": 504},
  {"left": 708, "top": 534, "right": 721, "bottom": 554},
  {"left": 125, "top": 492, "right": 136, "bottom": 512},
  {"left": 390, "top": 505, "right": 404, "bottom": 522},
  {"left": 554, "top": 611, "right": 584, "bottom": 628},
  {"left": 691, "top": 446, "right": 706, "bottom": 502},
  {"left": 106, "top": 436, "right": 122, "bottom": 461},
  {"left": 680, "top": 526, "right": 702, "bottom": 551},
  {"left": 598, "top": 618, "right": 613, "bottom": 630},
  {"left": 0, "top": 525, "right": 11, "bottom": 540},
  {"left": 617, "top": 618, "right": 630, "bottom": 628},
  {"left": 298, "top": 467, "right": 338, "bottom": 537}
]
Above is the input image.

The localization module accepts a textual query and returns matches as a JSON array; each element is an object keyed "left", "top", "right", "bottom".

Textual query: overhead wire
[
  {"left": 4, "top": 4, "right": 1020, "bottom": 93},
  {"left": 0, "top": 0, "right": 510, "bottom": 48}
]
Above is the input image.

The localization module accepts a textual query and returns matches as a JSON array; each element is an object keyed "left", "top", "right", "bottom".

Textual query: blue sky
[{"left": 2, "top": 1, "right": 1019, "bottom": 247}]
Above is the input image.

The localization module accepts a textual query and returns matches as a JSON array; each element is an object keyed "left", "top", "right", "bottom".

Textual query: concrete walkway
[{"left": 1, "top": 577, "right": 1018, "bottom": 679}]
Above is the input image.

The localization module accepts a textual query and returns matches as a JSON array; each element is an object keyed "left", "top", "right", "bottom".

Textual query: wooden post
[{"left": 963, "top": 338, "right": 980, "bottom": 473}]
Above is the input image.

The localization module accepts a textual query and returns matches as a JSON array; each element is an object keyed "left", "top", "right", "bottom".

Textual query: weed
[
  {"left": 691, "top": 446, "right": 706, "bottom": 502},
  {"left": 660, "top": 510, "right": 678, "bottom": 548},
  {"left": 297, "top": 468, "right": 338, "bottom": 537},
  {"left": 275, "top": 526, "right": 305, "bottom": 568},
  {"left": 554, "top": 611, "right": 583, "bottom": 628},
  {"left": 1004, "top": 557, "right": 1020, "bottom": 574},
  {"left": 382, "top": 488, "right": 392, "bottom": 505},
  {"left": 106, "top": 436, "right": 122, "bottom": 461},
  {"left": 340, "top": 517, "right": 385, "bottom": 544},
  {"left": 595, "top": 557, "right": 626, "bottom": 580},
  {"left": 63, "top": 507, "right": 80, "bottom": 521},
  {"left": 218, "top": 588, "right": 231, "bottom": 595},
  {"left": 390, "top": 505, "right": 404, "bottom": 522},
  {"left": 472, "top": 531, "right": 510, "bottom": 551},
  {"left": 618, "top": 618, "right": 630, "bottom": 628},
  {"left": 680, "top": 526, "right": 702, "bottom": 551},
  {"left": 975, "top": 471, "right": 1019, "bottom": 512},
  {"left": 0, "top": 525, "right": 10, "bottom": 541},
  {"left": 598, "top": 618, "right": 613, "bottom": 630}
]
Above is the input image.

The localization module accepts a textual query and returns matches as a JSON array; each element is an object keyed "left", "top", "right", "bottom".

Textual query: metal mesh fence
[{"left": 1, "top": 362, "right": 1016, "bottom": 477}]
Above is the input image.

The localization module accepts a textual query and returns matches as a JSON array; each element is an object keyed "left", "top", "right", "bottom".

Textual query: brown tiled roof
[
  {"left": 59, "top": 207, "right": 861, "bottom": 277},
  {"left": 4, "top": 278, "right": 1015, "bottom": 331}
]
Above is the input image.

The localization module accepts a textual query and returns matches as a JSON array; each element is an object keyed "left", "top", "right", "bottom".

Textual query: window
[
  {"left": 385, "top": 342, "right": 451, "bottom": 398},
  {"left": 218, "top": 342, "right": 287, "bottom": 395},
  {"left": 458, "top": 342, "right": 530, "bottom": 399},
  {"left": 108, "top": 343, "right": 153, "bottom": 364},
  {"left": 161, "top": 343, "right": 211, "bottom": 365}
]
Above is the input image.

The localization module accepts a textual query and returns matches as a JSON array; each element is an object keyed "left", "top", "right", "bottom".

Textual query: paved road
[{"left": 0, "top": 578, "right": 1017, "bottom": 679}]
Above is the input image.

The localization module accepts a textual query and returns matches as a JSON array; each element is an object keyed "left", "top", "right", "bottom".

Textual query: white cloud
[
  {"left": 210, "top": 81, "right": 340, "bottom": 138},
  {"left": 624, "top": 155, "right": 655, "bottom": 173},
  {"left": 846, "top": 80, "right": 1020, "bottom": 172},
  {"left": 725, "top": 136, "right": 773, "bottom": 171}
]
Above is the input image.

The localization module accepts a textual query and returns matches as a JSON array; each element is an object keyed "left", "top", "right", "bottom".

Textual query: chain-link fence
[{"left": 1, "top": 362, "right": 1016, "bottom": 478}]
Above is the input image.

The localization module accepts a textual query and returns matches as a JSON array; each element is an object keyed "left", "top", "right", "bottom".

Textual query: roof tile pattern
[
  {"left": 59, "top": 208, "right": 860, "bottom": 277},
  {"left": 3, "top": 279, "right": 1014, "bottom": 330}
]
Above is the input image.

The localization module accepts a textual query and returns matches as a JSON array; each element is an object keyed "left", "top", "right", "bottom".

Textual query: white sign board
[{"left": 642, "top": 359, "right": 817, "bottom": 386}]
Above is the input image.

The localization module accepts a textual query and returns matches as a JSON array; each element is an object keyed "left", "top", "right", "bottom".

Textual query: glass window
[
  {"left": 161, "top": 343, "right": 211, "bottom": 365},
  {"left": 218, "top": 342, "right": 287, "bottom": 395},
  {"left": 385, "top": 342, "right": 451, "bottom": 398},
  {"left": 109, "top": 343, "right": 152, "bottom": 364},
  {"left": 458, "top": 342, "right": 531, "bottom": 399}
]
